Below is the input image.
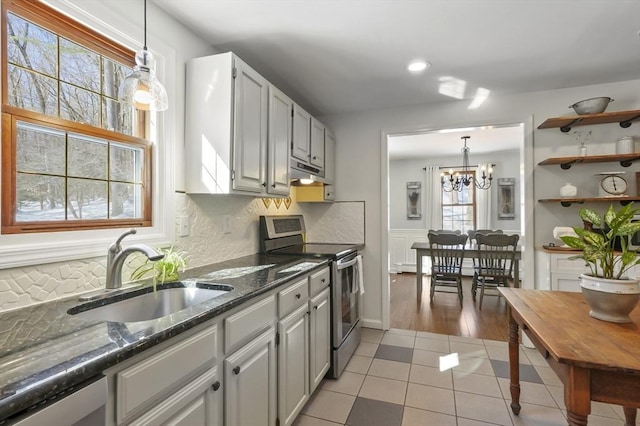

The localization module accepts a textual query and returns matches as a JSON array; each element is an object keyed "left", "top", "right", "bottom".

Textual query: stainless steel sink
[{"left": 69, "top": 283, "right": 233, "bottom": 323}]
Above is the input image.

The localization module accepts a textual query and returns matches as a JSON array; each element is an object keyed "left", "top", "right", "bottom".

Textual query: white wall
[
  {"left": 389, "top": 150, "right": 520, "bottom": 230},
  {"left": 321, "top": 79, "right": 640, "bottom": 329}
]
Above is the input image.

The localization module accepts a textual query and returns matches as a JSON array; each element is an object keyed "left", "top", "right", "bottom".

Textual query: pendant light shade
[{"left": 118, "top": 0, "right": 168, "bottom": 111}]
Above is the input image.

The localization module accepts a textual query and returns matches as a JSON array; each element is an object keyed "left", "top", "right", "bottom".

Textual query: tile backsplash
[{"left": 0, "top": 194, "right": 365, "bottom": 312}]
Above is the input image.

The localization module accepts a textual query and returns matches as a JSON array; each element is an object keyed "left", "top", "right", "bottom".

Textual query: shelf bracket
[
  {"left": 621, "top": 199, "right": 634, "bottom": 206},
  {"left": 560, "top": 161, "right": 578, "bottom": 170},
  {"left": 561, "top": 200, "right": 584, "bottom": 207},
  {"left": 559, "top": 118, "right": 583, "bottom": 133},
  {"left": 620, "top": 114, "right": 640, "bottom": 129},
  {"left": 620, "top": 160, "right": 634, "bottom": 167}
]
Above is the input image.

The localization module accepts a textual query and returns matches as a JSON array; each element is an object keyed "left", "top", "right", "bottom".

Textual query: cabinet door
[
  {"left": 324, "top": 130, "right": 335, "bottom": 186},
  {"left": 292, "top": 104, "right": 311, "bottom": 162},
  {"left": 267, "top": 85, "right": 292, "bottom": 196},
  {"left": 232, "top": 57, "right": 268, "bottom": 193},
  {"left": 225, "top": 328, "right": 276, "bottom": 426},
  {"left": 278, "top": 305, "right": 309, "bottom": 426},
  {"left": 129, "top": 367, "right": 221, "bottom": 426},
  {"left": 551, "top": 273, "right": 582, "bottom": 292},
  {"left": 309, "top": 287, "right": 330, "bottom": 393},
  {"left": 310, "top": 118, "right": 325, "bottom": 169}
]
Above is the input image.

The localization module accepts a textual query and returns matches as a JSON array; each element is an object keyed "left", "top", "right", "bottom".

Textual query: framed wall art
[
  {"left": 498, "top": 178, "right": 516, "bottom": 220},
  {"left": 407, "top": 181, "right": 422, "bottom": 220}
]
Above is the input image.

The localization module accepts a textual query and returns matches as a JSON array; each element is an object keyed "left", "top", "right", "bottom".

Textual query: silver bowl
[{"left": 569, "top": 97, "right": 614, "bottom": 115}]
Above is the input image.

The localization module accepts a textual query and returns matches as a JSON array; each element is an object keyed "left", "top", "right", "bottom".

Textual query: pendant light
[
  {"left": 441, "top": 136, "right": 493, "bottom": 192},
  {"left": 118, "top": 0, "right": 168, "bottom": 111}
]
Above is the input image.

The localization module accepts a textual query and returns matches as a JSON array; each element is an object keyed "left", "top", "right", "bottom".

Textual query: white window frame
[{"left": 0, "top": 0, "right": 176, "bottom": 268}]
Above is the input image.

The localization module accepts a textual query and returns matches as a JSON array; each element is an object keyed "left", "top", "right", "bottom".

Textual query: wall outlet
[{"left": 177, "top": 215, "right": 190, "bottom": 237}]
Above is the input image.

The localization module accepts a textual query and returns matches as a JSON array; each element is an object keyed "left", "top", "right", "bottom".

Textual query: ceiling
[{"left": 153, "top": 0, "right": 639, "bottom": 118}]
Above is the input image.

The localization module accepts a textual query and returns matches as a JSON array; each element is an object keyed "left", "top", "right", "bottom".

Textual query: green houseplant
[
  {"left": 560, "top": 203, "right": 640, "bottom": 323},
  {"left": 130, "top": 246, "right": 188, "bottom": 289}
]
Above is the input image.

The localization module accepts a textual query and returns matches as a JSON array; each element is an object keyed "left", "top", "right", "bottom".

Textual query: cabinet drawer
[
  {"left": 116, "top": 325, "right": 217, "bottom": 423},
  {"left": 309, "top": 267, "right": 330, "bottom": 296},
  {"left": 279, "top": 278, "right": 309, "bottom": 318},
  {"left": 225, "top": 295, "right": 276, "bottom": 354},
  {"left": 550, "top": 254, "right": 589, "bottom": 273}
]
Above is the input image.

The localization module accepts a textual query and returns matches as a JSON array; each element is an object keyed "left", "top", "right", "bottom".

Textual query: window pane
[
  {"left": 110, "top": 182, "right": 142, "bottom": 218},
  {"left": 110, "top": 143, "right": 142, "bottom": 182},
  {"left": 16, "top": 173, "right": 66, "bottom": 222},
  {"left": 102, "top": 98, "right": 133, "bottom": 135},
  {"left": 102, "top": 58, "right": 129, "bottom": 98},
  {"left": 68, "top": 135, "right": 107, "bottom": 179},
  {"left": 60, "top": 38, "right": 100, "bottom": 91},
  {"left": 6, "top": 13, "right": 57, "bottom": 77},
  {"left": 16, "top": 122, "right": 65, "bottom": 175},
  {"left": 60, "top": 82, "right": 100, "bottom": 126},
  {"left": 7, "top": 65, "right": 58, "bottom": 114},
  {"left": 67, "top": 178, "right": 108, "bottom": 220}
]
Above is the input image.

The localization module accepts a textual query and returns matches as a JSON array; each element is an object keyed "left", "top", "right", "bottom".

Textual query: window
[
  {"left": 1, "top": 0, "right": 152, "bottom": 234},
  {"left": 441, "top": 171, "right": 476, "bottom": 233}
]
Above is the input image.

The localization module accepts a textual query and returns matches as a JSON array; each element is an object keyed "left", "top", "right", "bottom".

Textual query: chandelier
[{"left": 441, "top": 136, "right": 493, "bottom": 192}]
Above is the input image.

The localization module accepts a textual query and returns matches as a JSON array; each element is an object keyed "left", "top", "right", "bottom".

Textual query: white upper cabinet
[
  {"left": 267, "top": 85, "right": 292, "bottom": 196},
  {"left": 292, "top": 104, "right": 312, "bottom": 163},
  {"left": 324, "top": 129, "right": 335, "bottom": 186},
  {"left": 185, "top": 52, "right": 285, "bottom": 196},
  {"left": 309, "top": 118, "right": 325, "bottom": 170}
]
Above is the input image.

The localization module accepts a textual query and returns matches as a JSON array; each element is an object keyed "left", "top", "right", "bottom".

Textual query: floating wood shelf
[
  {"left": 537, "top": 109, "right": 640, "bottom": 133},
  {"left": 538, "top": 153, "right": 640, "bottom": 169},
  {"left": 538, "top": 196, "right": 640, "bottom": 207}
]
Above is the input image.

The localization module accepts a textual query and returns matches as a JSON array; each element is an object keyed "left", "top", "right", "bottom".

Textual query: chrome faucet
[{"left": 106, "top": 229, "right": 164, "bottom": 290}]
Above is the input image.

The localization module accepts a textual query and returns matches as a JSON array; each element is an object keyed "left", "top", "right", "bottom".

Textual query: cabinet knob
[
  {"left": 233, "top": 366, "right": 241, "bottom": 375},
  {"left": 326, "top": 193, "right": 331, "bottom": 196},
  {"left": 272, "top": 184, "right": 276, "bottom": 188},
  {"left": 313, "top": 305, "right": 318, "bottom": 310},
  {"left": 312, "top": 156, "right": 317, "bottom": 160},
  {"left": 262, "top": 182, "right": 267, "bottom": 187},
  {"left": 321, "top": 278, "right": 325, "bottom": 283},
  {"left": 212, "top": 381, "right": 221, "bottom": 391},
  {"left": 295, "top": 293, "right": 301, "bottom": 299}
]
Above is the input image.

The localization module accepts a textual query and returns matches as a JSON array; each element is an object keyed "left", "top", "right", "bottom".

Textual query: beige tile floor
[{"left": 294, "top": 328, "right": 630, "bottom": 426}]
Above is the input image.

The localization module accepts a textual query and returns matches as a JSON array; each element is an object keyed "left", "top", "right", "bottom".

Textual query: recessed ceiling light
[{"left": 407, "top": 60, "right": 431, "bottom": 73}]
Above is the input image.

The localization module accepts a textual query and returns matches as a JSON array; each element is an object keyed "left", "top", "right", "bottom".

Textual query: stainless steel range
[{"left": 259, "top": 215, "right": 362, "bottom": 379}]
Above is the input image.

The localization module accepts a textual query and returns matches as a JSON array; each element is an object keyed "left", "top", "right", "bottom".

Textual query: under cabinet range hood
[{"left": 290, "top": 159, "right": 328, "bottom": 185}]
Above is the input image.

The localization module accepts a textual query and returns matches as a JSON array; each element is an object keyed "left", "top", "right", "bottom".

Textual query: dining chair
[
  {"left": 475, "top": 233, "right": 519, "bottom": 309},
  {"left": 468, "top": 229, "right": 504, "bottom": 300},
  {"left": 427, "top": 232, "right": 468, "bottom": 305}
]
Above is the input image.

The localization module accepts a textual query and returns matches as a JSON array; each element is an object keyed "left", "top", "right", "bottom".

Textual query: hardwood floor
[{"left": 389, "top": 272, "right": 510, "bottom": 341}]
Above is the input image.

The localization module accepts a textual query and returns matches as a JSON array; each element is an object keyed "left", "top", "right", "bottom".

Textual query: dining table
[{"left": 410, "top": 241, "right": 522, "bottom": 294}]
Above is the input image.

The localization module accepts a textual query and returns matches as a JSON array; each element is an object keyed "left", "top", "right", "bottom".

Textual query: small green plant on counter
[
  {"left": 560, "top": 203, "right": 640, "bottom": 279},
  {"left": 130, "top": 246, "right": 188, "bottom": 290}
]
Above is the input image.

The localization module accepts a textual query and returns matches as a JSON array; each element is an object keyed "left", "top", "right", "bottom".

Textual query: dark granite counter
[{"left": 0, "top": 253, "right": 328, "bottom": 422}]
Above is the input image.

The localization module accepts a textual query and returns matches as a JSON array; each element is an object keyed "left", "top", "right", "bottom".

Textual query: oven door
[{"left": 332, "top": 253, "right": 360, "bottom": 347}]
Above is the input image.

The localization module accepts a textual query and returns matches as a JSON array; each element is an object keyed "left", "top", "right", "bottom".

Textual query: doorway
[{"left": 380, "top": 119, "right": 535, "bottom": 333}]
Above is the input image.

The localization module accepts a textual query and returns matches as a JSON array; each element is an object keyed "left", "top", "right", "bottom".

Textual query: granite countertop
[{"left": 0, "top": 253, "right": 329, "bottom": 422}]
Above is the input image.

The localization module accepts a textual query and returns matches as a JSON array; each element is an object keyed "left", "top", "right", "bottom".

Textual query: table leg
[
  {"left": 508, "top": 313, "right": 521, "bottom": 415},
  {"left": 565, "top": 366, "right": 590, "bottom": 426},
  {"left": 514, "top": 258, "right": 520, "bottom": 288},
  {"left": 416, "top": 252, "right": 423, "bottom": 296},
  {"left": 623, "top": 406, "right": 637, "bottom": 426}
]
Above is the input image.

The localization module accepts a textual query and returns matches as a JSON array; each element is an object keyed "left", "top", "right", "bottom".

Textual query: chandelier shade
[
  {"left": 441, "top": 136, "right": 493, "bottom": 192},
  {"left": 118, "top": 0, "right": 168, "bottom": 112}
]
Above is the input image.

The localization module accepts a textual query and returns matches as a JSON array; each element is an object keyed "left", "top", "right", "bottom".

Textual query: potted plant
[
  {"left": 560, "top": 203, "right": 640, "bottom": 323},
  {"left": 130, "top": 246, "right": 188, "bottom": 290}
]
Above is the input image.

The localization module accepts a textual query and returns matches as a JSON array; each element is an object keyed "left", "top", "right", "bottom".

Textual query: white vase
[
  {"left": 579, "top": 274, "right": 640, "bottom": 323},
  {"left": 559, "top": 183, "right": 577, "bottom": 198}
]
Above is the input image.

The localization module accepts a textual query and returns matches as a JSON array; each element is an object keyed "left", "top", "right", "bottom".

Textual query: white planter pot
[{"left": 579, "top": 274, "right": 640, "bottom": 323}]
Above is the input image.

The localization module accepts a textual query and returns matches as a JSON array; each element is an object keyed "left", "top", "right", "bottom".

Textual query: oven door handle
[{"left": 336, "top": 257, "right": 358, "bottom": 270}]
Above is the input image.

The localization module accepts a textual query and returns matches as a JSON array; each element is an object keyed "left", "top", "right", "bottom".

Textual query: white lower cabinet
[
  {"left": 224, "top": 328, "right": 277, "bottom": 426},
  {"left": 130, "top": 367, "right": 221, "bottom": 426},
  {"left": 309, "top": 287, "right": 331, "bottom": 393},
  {"left": 278, "top": 305, "right": 310, "bottom": 426}
]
